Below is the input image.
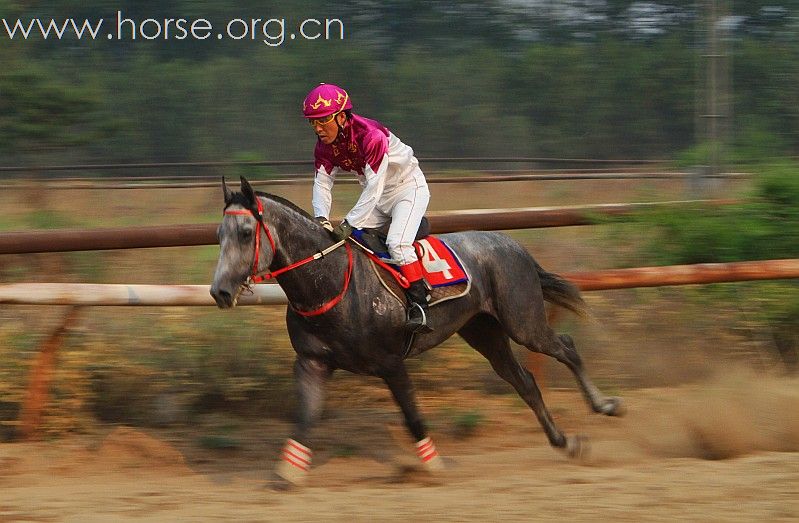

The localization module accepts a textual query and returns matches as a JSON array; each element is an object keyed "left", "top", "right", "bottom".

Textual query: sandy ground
[{"left": 2, "top": 371, "right": 798, "bottom": 523}]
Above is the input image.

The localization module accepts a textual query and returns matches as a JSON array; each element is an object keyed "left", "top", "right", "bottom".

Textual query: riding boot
[
  {"left": 405, "top": 279, "right": 432, "bottom": 333},
  {"left": 400, "top": 261, "right": 432, "bottom": 333}
]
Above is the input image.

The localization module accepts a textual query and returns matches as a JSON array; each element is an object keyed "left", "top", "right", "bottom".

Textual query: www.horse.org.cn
[{"left": 1, "top": 11, "right": 345, "bottom": 47}]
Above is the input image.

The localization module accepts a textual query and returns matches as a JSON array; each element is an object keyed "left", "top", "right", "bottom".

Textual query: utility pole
[{"left": 697, "top": 0, "right": 731, "bottom": 180}]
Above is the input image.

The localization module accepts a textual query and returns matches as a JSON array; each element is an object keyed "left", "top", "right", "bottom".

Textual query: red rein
[{"left": 224, "top": 198, "right": 353, "bottom": 317}]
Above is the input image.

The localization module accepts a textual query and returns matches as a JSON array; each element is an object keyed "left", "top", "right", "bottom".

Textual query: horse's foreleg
[
  {"left": 274, "top": 356, "right": 332, "bottom": 486},
  {"left": 459, "top": 314, "right": 587, "bottom": 458},
  {"left": 382, "top": 364, "right": 445, "bottom": 472}
]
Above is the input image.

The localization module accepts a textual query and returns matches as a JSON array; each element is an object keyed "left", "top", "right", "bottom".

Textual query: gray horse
[{"left": 210, "top": 177, "right": 623, "bottom": 486}]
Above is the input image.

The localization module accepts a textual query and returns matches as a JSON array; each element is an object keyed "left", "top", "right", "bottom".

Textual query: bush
[
  {"left": 642, "top": 162, "right": 799, "bottom": 264},
  {"left": 636, "top": 161, "right": 799, "bottom": 370},
  {"left": 674, "top": 124, "right": 792, "bottom": 169}
]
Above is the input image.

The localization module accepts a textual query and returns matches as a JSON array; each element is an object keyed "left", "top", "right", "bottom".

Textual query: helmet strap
[{"left": 334, "top": 112, "right": 348, "bottom": 141}]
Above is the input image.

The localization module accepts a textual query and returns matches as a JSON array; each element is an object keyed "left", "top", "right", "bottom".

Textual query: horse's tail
[{"left": 535, "top": 261, "right": 588, "bottom": 317}]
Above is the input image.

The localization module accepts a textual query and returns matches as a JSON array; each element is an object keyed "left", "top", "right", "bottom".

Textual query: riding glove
[
  {"left": 315, "top": 216, "right": 334, "bottom": 232},
  {"left": 330, "top": 220, "right": 353, "bottom": 242}
]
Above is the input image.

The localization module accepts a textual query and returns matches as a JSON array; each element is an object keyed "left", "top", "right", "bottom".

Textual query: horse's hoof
[
  {"left": 273, "top": 459, "right": 309, "bottom": 488},
  {"left": 599, "top": 396, "right": 626, "bottom": 417},
  {"left": 421, "top": 453, "right": 446, "bottom": 473},
  {"left": 564, "top": 434, "right": 590, "bottom": 460},
  {"left": 265, "top": 474, "right": 296, "bottom": 491},
  {"left": 391, "top": 463, "right": 445, "bottom": 486}
]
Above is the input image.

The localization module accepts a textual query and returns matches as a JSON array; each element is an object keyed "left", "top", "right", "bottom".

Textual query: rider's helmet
[{"left": 302, "top": 83, "right": 352, "bottom": 120}]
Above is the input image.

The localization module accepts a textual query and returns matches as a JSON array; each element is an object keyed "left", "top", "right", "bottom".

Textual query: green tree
[{"left": 0, "top": 56, "right": 102, "bottom": 158}]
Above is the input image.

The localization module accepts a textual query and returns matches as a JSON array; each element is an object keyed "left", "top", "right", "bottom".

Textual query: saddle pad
[
  {"left": 370, "top": 259, "right": 470, "bottom": 307},
  {"left": 414, "top": 236, "right": 469, "bottom": 288},
  {"left": 368, "top": 240, "right": 471, "bottom": 308},
  {"left": 351, "top": 233, "right": 470, "bottom": 289}
]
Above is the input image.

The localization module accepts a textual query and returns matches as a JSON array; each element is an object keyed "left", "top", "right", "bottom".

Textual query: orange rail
[
  {"left": 564, "top": 259, "right": 799, "bottom": 291},
  {"left": 0, "top": 200, "right": 735, "bottom": 254}
]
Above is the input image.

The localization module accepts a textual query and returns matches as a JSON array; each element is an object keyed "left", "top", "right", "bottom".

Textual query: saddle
[
  {"left": 352, "top": 217, "right": 431, "bottom": 256},
  {"left": 352, "top": 218, "right": 471, "bottom": 307}
]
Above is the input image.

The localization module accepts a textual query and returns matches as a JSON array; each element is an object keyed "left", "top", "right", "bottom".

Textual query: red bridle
[{"left": 224, "top": 197, "right": 353, "bottom": 317}]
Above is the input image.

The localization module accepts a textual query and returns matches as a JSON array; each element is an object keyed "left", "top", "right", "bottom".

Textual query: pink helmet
[{"left": 302, "top": 83, "right": 352, "bottom": 119}]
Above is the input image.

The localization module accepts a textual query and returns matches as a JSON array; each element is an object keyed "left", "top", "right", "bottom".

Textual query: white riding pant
[{"left": 358, "top": 178, "right": 430, "bottom": 265}]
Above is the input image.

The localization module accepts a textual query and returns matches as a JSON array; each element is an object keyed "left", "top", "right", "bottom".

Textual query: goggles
[{"left": 307, "top": 112, "right": 340, "bottom": 127}]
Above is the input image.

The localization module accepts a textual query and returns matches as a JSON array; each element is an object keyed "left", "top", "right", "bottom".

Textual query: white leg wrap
[
  {"left": 415, "top": 437, "right": 444, "bottom": 472},
  {"left": 275, "top": 439, "right": 312, "bottom": 485}
]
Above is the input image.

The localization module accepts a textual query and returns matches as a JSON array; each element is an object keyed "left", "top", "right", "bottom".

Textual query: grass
[
  {"left": 437, "top": 407, "right": 486, "bottom": 439},
  {"left": 25, "top": 209, "right": 76, "bottom": 229},
  {"left": 451, "top": 410, "right": 485, "bottom": 438}
]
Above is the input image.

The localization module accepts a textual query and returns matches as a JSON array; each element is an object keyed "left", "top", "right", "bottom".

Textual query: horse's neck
[
  {"left": 262, "top": 197, "right": 350, "bottom": 308},
  {"left": 265, "top": 200, "right": 325, "bottom": 266}
]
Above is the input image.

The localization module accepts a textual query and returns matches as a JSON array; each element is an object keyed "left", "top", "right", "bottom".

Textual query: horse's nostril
[{"left": 211, "top": 287, "right": 233, "bottom": 308}]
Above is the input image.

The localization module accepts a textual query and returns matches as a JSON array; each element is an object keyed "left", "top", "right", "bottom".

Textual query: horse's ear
[
  {"left": 240, "top": 176, "right": 256, "bottom": 205},
  {"left": 222, "top": 177, "right": 233, "bottom": 206}
]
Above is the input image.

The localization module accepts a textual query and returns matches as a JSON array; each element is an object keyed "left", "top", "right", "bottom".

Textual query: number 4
[{"left": 417, "top": 239, "right": 453, "bottom": 279}]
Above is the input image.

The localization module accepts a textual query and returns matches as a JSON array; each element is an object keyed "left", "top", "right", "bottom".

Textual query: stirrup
[{"left": 406, "top": 302, "right": 433, "bottom": 333}]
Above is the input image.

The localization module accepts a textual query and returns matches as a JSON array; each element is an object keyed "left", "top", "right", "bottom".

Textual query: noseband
[{"left": 224, "top": 197, "right": 353, "bottom": 317}]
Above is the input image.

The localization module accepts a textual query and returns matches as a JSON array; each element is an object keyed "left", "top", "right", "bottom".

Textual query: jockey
[{"left": 303, "top": 83, "right": 432, "bottom": 332}]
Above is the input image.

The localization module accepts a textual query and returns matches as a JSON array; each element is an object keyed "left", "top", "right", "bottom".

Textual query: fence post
[{"left": 18, "top": 306, "right": 81, "bottom": 440}]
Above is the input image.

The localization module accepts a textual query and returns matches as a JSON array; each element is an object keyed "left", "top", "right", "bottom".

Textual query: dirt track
[{"left": 2, "top": 371, "right": 798, "bottom": 522}]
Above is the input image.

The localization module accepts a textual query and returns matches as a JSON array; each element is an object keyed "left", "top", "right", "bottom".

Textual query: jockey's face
[{"left": 310, "top": 112, "right": 347, "bottom": 145}]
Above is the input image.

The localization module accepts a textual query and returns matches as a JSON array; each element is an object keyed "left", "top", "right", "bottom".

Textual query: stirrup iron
[{"left": 407, "top": 302, "right": 432, "bottom": 334}]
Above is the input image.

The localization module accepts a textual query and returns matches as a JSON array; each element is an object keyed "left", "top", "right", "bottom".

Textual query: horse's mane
[
  {"left": 259, "top": 192, "right": 314, "bottom": 221},
  {"left": 225, "top": 190, "right": 314, "bottom": 223}
]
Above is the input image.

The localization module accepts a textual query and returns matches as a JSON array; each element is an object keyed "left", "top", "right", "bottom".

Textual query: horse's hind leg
[
  {"left": 524, "top": 326, "right": 623, "bottom": 417},
  {"left": 458, "top": 314, "right": 586, "bottom": 457},
  {"left": 492, "top": 255, "right": 623, "bottom": 416}
]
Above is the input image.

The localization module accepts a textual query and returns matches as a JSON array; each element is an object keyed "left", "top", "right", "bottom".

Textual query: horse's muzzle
[{"left": 210, "top": 286, "right": 235, "bottom": 308}]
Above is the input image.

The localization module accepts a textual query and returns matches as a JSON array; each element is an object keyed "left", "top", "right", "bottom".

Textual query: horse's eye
[{"left": 240, "top": 228, "right": 253, "bottom": 241}]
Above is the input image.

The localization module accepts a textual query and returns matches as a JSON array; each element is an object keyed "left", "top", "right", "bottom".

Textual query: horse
[{"left": 210, "top": 176, "right": 623, "bottom": 486}]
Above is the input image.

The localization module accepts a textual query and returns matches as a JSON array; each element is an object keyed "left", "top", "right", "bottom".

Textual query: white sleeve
[
  {"left": 312, "top": 165, "right": 338, "bottom": 218},
  {"left": 344, "top": 154, "right": 388, "bottom": 228}
]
